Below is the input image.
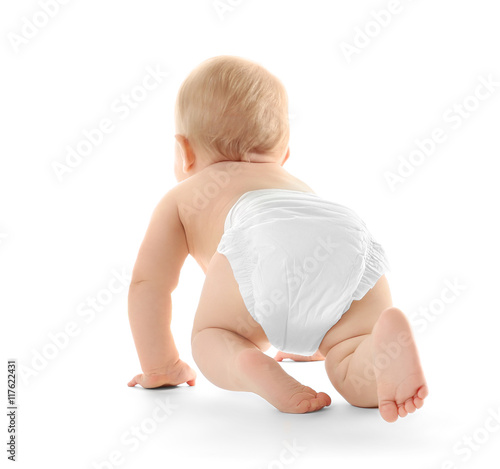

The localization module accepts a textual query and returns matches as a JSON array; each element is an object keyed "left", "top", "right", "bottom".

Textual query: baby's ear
[
  {"left": 175, "top": 134, "right": 196, "bottom": 172},
  {"left": 174, "top": 134, "right": 186, "bottom": 155},
  {"left": 281, "top": 147, "right": 290, "bottom": 166}
]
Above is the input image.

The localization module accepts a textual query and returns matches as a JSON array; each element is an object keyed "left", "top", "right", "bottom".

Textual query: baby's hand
[
  {"left": 274, "top": 350, "right": 325, "bottom": 362},
  {"left": 128, "top": 359, "right": 197, "bottom": 388}
]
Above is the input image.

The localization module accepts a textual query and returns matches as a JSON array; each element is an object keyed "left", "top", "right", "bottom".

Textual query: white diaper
[{"left": 216, "top": 189, "right": 390, "bottom": 355}]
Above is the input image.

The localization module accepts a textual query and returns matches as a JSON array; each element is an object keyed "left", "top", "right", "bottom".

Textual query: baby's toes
[
  {"left": 379, "top": 401, "right": 399, "bottom": 423},
  {"left": 295, "top": 398, "right": 312, "bottom": 413},
  {"left": 417, "top": 384, "right": 429, "bottom": 400},
  {"left": 413, "top": 396, "right": 425, "bottom": 409},
  {"left": 306, "top": 398, "right": 322, "bottom": 412},
  {"left": 319, "top": 392, "right": 332, "bottom": 407},
  {"left": 301, "top": 389, "right": 331, "bottom": 411},
  {"left": 313, "top": 392, "right": 331, "bottom": 410},
  {"left": 404, "top": 398, "right": 416, "bottom": 414},
  {"left": 397, "top": 404, "right": 408, "bottom": 418},
  {"left": 286, "top": 387, "right": 331, "bottom": 413},
  {"left": 274, "top": 351, "right": 286, "bottom": 362}
]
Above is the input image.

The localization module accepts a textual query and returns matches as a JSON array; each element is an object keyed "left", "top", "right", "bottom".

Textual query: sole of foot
[{"left": 371, "top": 307, "right": 429, "bottom": 423}]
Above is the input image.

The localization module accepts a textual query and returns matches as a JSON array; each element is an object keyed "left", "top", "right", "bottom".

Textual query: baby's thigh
[
  {"left": 318, "top": 275, "right": 393, "bottom": 356},
  {"left": 191, "top": 252, "right": 271, "bottom": 351}
]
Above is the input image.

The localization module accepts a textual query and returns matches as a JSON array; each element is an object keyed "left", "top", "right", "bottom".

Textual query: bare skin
[
  {"left": 128, "top": 137, "right": 428, "bottom": 420},
  {"left": 274, "top": 350, "right": 325, "bottom": 362}
]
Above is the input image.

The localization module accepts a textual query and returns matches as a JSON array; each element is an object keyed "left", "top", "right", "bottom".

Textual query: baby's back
[{"left": 172, "top": 161, "right": 313, "bottom": 271}]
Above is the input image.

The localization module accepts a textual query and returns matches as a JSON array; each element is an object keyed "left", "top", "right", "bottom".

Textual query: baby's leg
[
  {"left": 191, "top": 252, "right": 331, "bottom": 414},
  {"left": 318, "top": 275, "right": 428, "bottom": 422}
]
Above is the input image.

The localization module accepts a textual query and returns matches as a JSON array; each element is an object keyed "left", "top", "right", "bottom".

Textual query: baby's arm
[{"left": 127, "top": 190, "right": 196, "bottom": 388}]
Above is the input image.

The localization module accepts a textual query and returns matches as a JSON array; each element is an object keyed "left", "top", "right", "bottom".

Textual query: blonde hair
[{"left": 174, "top": 55, "right": 289, "bottom": 162}]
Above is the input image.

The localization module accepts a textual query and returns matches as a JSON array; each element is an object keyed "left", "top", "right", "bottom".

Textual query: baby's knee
[
  {"left": 191, "top": 326, "right": 201, "bottom": 346},
  {"left": 324, "top": 348, "right": 378, "bottom": 408},
  {"left": 190, "top": 327, "right": 210, "bottom": 362},
  {"left": 338, "top": 385, "right": 378, "bottom": 408},
  {"left": 191, "top": 324, "right": 216, "bottom": 348},
  {"left": 327, "top": 367, "right": 377, "bottom": 407}
]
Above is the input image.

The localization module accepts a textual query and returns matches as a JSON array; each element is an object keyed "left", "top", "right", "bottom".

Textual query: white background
[{"left": 1, "top": 1, "right": 500, "bottom": 468}]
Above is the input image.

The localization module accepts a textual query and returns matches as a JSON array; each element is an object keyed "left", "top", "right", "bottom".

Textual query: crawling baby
[{"left": 127, "top": 55, "right": 428, "bottom": 422}]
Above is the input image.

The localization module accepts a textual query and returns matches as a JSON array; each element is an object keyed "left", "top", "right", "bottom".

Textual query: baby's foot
[
  {"left": 274, "top": 350, "right": 325, "bottom": 362},
  {"left": 237, "top": 349, "right": 331, "bottom": 413},
  {"left": 371, "top": 307, "right": 429, "bottom": 423}
]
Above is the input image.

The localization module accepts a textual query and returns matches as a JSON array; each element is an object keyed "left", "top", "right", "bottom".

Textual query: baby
[{"left": 127, "top": 56, "right": 428, "bottom": 422}]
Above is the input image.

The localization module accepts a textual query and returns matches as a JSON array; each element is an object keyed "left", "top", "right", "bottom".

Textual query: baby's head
[{"left": 174, "top": 55, "right": 290, "bottom": 180}]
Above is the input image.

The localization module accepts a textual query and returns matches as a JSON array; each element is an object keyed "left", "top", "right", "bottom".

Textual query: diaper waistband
[{"left": 224, "top": 189, "right": 323, "bottom": 231}]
